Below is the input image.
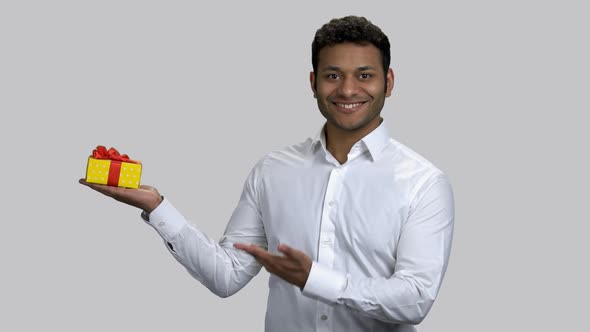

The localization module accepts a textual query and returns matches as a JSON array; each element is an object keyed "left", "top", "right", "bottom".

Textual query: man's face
[{"left": 311, "top": 42, "right": 394, "bottom": 132}]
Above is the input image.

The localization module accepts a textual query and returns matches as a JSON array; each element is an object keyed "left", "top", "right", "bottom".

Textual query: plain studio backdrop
[{"left": 1, "top": 0, "right": 588, "bottom": 331}]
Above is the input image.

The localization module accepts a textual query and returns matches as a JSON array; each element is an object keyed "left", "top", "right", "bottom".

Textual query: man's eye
[
  {"left": 326, "top": 74, "right": 339, "bottom": 80},
  {"left": 360, "top": 73, "right": 372, "bottom": 79}
]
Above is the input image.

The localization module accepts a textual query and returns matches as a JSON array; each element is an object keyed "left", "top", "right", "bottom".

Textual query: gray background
[{"left": 1, "top": 0, "right": 588, "bottom": 331}]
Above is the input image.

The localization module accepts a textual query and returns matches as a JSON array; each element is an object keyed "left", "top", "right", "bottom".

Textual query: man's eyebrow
[
  {"left": 320, "top": 66, "right": 341, "bottom": 72},
  {"left": 357, "top": 66, "right": 377, "bottom": 71},
  {"left": 320, "top": 65, "right": 377, "bottom": 72}
]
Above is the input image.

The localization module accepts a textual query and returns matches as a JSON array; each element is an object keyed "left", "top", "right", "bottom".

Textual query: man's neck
[{"left": 325, "top": 117, "right": 382, "bottom": 165}]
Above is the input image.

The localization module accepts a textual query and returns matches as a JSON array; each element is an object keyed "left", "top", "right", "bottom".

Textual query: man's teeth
[{"left": 337, "top": 103, "right": 363, "bottom": 109}]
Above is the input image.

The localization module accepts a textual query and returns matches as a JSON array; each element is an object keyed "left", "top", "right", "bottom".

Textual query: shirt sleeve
[
  {"left": 142, "top": 159, "right": 267, "bottom": 298},
  {"left": 302, "top": 174, "right": 454, "bottom": 325}
]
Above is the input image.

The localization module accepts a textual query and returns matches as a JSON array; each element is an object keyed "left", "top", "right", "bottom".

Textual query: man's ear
[
  {"left": 385, "top": 68, "right": 394, "bottom": 97},
  {"left": 310, "top": 71, "right": 317, "bottom": 98}
]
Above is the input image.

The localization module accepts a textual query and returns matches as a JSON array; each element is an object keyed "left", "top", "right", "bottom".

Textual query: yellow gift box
[{"left": 85, "top": 146, "right": 142, "bottom": 189}]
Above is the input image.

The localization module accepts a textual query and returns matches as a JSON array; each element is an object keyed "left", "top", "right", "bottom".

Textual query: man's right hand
[{"left": 78, "top": 179, "right": 163, "bottom": 213}]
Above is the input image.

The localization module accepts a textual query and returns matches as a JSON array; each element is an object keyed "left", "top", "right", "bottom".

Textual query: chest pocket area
[{"left": 335, "top": 188, "right": 407, "bottom": 275}]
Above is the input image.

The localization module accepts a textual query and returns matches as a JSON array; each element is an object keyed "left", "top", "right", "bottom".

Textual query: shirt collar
[{"left": 311, "top": 118, "right": 391, "bottom": 162}]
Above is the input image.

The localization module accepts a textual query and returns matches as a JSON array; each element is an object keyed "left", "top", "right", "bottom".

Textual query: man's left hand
[{"left": 234, "top": 243, "right": 312, "bottom": 289}]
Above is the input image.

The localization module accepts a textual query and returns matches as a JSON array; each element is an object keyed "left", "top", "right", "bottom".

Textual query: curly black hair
[{"left": 312, "top": 16, "right": 391, "bottom": 75}]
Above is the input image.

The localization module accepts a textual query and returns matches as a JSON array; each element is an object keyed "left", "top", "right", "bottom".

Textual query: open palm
[{"left": 79, "top": 178, "right": 162, "bottom": 213}]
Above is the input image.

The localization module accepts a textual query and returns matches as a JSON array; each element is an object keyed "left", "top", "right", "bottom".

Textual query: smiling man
[
  {"left": 80, "top": 16, "right": 454, "bottom": 332},
  {"left": 311, "top": 40, "right": 394, "bottom": 164}
]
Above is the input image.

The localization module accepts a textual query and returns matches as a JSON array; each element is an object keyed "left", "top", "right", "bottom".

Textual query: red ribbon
[
  {"left": 91, "top": 145, "right": 139, "bottom": 164},
  {"left": 90, "top": 145, "right": 139, "bottom": 187}
]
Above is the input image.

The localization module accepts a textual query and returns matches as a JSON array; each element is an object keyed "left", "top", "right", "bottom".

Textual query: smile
[
  {"left": 333, "top": 101, "right": 367, "bottom": 113},
  {"left": 336, "top": 102, "right": 364, "bottom": 109}
]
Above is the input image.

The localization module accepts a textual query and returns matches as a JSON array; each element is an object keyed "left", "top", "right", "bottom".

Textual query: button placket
[
  {"left": 314, "top": 165, "right": 347, "bottom": 331},
  {"left": 317, "top": 167, "right": 344, "bottom": 266},
  {"left": 319, "top": 233, "right": 332, "bottom": 247},
  {"left": 316, "top": 302, "right": 334, "bottom": 331}
]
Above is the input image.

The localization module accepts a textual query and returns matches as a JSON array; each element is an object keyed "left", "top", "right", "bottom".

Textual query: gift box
[{"left": 85, "top": 146, "right": 142, "bottom": 189}]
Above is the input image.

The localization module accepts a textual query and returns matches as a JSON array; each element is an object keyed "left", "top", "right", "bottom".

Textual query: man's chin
[
  {"left": 336, "top": 113, "right": 382, "bottom": 131},
  {"left": 331, "top": 119, "right": 369, "bottom": 132}
]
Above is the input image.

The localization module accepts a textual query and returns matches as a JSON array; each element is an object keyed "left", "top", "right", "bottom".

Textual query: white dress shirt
[{"left": 143, "top": 120, "right": 454, "bottom": 332}]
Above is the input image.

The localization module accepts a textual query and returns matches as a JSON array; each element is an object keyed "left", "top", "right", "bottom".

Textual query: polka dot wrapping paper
[{"left": 85, "top": 146, "right": 142, "bottom": 189}]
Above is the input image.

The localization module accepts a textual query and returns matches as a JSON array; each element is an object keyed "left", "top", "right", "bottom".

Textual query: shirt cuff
[
  {"left": 301, "top": 261, "right": 347, "bottom": 304},
  {"left": 140, "top": 197, "right": 187, "bottom": 241}
]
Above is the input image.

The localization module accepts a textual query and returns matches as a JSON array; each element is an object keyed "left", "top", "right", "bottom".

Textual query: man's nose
[{"left": 338, "top": 77, "right": 359, "bottom": 97}]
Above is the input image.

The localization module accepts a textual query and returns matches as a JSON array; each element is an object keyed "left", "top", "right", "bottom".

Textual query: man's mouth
[
  {"left": 336, "top": 102, "right": 363, "bottom": 109},
  {"left": 333, "top": 101, "right": 367, "bottom": 113}
]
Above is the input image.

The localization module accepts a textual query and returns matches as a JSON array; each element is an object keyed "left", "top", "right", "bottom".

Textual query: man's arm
[
  {"left": 237, "top": 174, "right": 454, "bottom": 325},
  {"left": 79, "top": 158, "right": 267, "bottom": 298}
]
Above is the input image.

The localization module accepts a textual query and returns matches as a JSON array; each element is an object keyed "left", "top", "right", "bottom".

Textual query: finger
[
  {"left": 234, "top": 243, "right": 267, "bottom": 256},
  {"left": 234, "top": 243, "right": 259, "bottom": 255},
  {"left": 234, "top": 243, "right": 279, "bottom": 264},
  {"left": 139, "top": 185, "right": 160, "bottom": 195},
  {"left": 277, "top": 243, "right": 301, "bottom": 259},
  {"left": 233, "top": 243, "right": 250, "bottom": 251},
  {"left": 234, "top": 244, "right": 274, "bottom": 271},
  {"left": 79, "top": 178, "right": 106, "bottom": 190},
  {"left": 80, "top": 180, "right": 126, "bottom": 198}
]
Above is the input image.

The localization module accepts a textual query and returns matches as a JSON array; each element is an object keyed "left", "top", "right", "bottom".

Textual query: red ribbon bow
[{"left": 92, "top": 145, "right": 139, "bottom": 164}]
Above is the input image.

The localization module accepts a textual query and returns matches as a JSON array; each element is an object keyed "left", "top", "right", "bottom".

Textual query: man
[{"left": 80, "top": 16, "right": 454, "bottom": 332}]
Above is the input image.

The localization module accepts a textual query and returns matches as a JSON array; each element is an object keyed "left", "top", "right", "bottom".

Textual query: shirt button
[
  {"left": 320, "top": 315, "right": 328, "bottom": 321},
  {"left": 328, "top": 201, "right": 335, "bottom": 207}
]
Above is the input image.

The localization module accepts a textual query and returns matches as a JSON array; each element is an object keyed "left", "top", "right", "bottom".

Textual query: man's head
[
  {"left": 312, "top": 16, "right": 391, "bottom": 81},
  {"left": 310, "top": 16, "right": 394, "bottom": 133}
]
